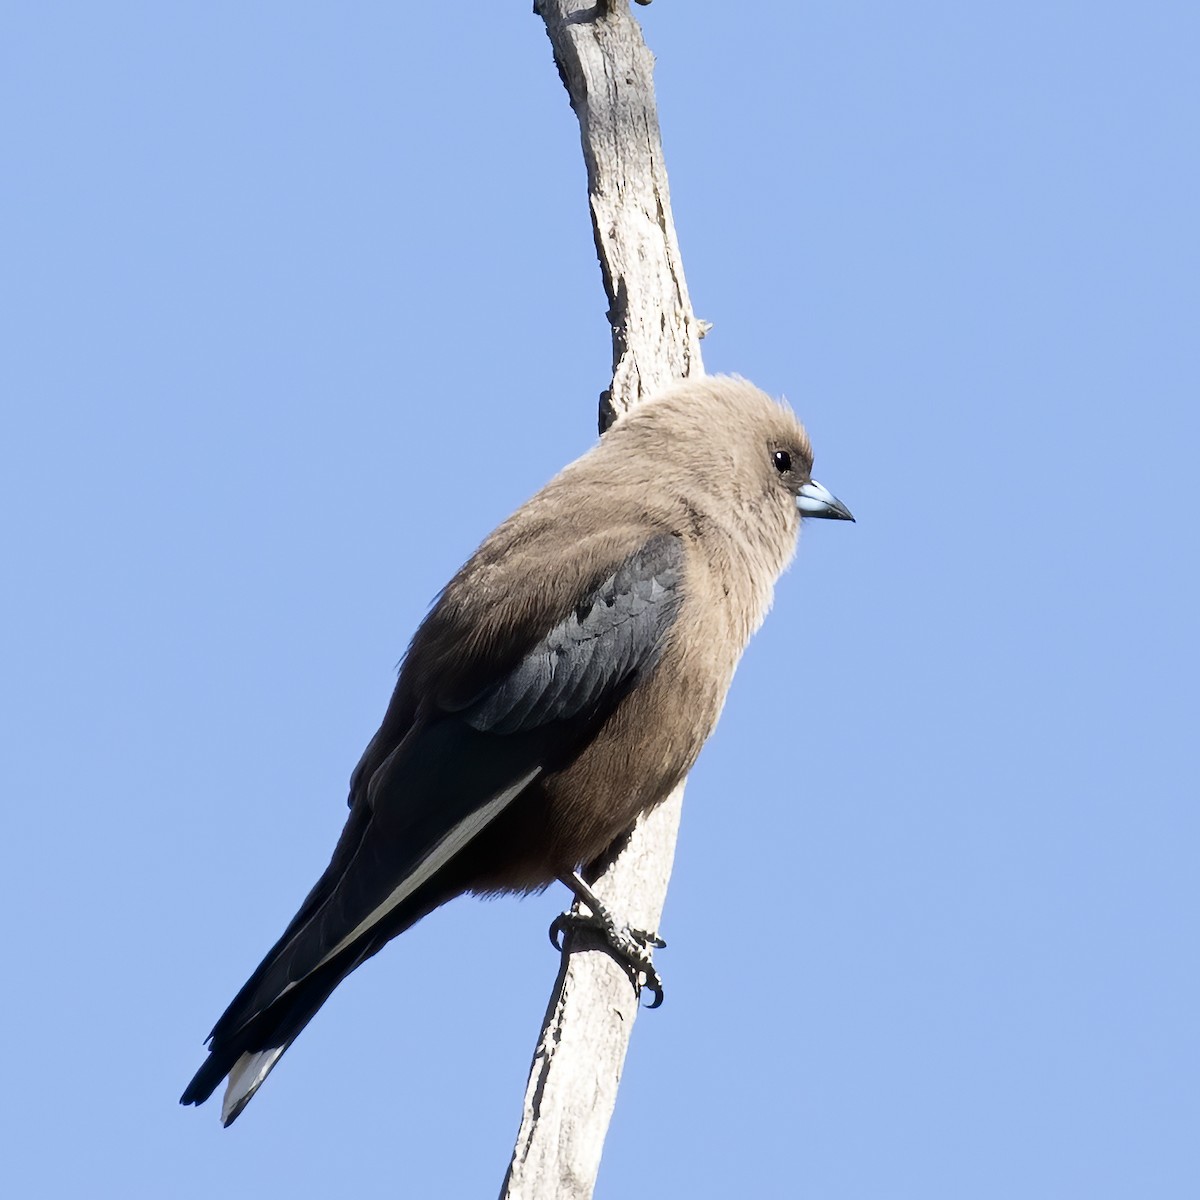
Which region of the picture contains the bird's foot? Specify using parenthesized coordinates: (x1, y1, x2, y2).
(549, 876, 667, 1008)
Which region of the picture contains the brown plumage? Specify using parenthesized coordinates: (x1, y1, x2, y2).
(181, 375, 853, 1124)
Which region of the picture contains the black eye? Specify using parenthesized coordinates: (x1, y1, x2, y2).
(773, 449, 792, 473)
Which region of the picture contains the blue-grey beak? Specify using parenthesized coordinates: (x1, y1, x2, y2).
(796, 480, 855, 522)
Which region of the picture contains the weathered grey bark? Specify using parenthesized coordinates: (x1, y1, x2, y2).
(501, 3, 705, 1197)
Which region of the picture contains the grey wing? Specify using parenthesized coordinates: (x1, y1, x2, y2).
(447, 531, 685, 736)
(197, 533, 685, 1045)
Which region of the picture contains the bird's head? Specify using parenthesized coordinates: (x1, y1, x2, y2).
(610, 375, 853, 538)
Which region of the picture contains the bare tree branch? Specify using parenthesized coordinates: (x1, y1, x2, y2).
(501, 3, 705, 1196)
(544, 0, 705, 431)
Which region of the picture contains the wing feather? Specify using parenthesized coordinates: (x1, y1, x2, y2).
(193, 532, 686, 1063)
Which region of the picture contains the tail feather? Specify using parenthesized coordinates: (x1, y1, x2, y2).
(181, 876, 452, 1123)
(221, 1046, 290, 1126)
(180, 950, 354, 1120)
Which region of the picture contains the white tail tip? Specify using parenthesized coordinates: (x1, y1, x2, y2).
(221, 1047, 286, 1125)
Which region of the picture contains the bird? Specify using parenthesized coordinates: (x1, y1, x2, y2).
(181, 375, 853, 1125)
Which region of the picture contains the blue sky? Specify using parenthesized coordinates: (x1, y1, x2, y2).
(3, 3, 1197, 1196)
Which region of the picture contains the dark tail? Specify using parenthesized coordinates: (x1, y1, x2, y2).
(181, 883, 444, 1125)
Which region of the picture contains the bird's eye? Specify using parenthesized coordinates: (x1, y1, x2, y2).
(772, 449, 792, 473)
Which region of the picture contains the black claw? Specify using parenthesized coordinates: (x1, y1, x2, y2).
(643, 976, 664, 1010)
